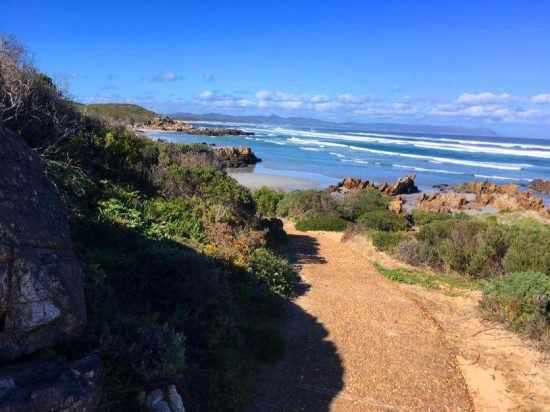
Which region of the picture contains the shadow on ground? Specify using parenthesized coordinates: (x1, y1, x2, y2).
(246, 231, 344, 411)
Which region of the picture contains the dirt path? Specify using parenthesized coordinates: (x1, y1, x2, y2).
(247, 224, 473, 411)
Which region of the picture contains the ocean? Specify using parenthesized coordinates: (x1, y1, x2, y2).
(140, 122, 550, 193)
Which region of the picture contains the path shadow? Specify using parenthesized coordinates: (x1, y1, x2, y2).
(246, 231, 344, 411)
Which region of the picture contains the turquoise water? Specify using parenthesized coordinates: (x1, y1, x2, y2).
(140, 122, 550, 193)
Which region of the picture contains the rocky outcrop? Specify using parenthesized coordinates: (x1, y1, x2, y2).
(327, 174, 419, 196)
(0, 354, 101, 411)
(136, 116, 254, 136)
(0, 125, 86, 362)
(213, 146, 261, 168)
(388, 196, 405, 214)
(425, 181, 550, 218)
(529, 179, 550, 194)
(326, 177, 374, 194)
(379, 174, 419, 196)
(416, 193, 469, 213)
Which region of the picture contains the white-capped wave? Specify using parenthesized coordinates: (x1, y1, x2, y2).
(300, 147, 321, 152)
(277, 128, 550, 158)
(392, 164, 465, 175)
(474, 174, 533, 182)
(347, 145, 527, 170)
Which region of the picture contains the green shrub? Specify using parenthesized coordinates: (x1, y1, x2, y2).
(371, 230, 406, 252)
(503, 220, 550, 274)
(410, 209, 466, 226)
(277, 190, 337, 220)
(337, 188, 390, 220)
(253, 187, 284, 217)
(246, 247, 295, 298)
(143, 197, 205, 242)
(357, 210, 409, 232)
(481, 272, 549, 344)
(415, 217, 508, 278)
(295, 214, 349, 232)
(161, 165, 256, 218)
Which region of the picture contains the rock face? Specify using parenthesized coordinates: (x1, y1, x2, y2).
(416, 193, 469, 213)
(0, 125, 86, 362)
(212, 146, 261, 168)
(529, 179, 550, 194)
(0, 354, 101, 411)
(136, 116, 254, 136)
(327, 174, 419, 197)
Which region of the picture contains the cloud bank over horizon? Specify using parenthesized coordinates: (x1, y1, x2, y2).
(83, 88, 550, 131)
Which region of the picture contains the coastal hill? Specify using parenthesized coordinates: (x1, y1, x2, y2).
(170, 112, 499, 137)
(77, 103, 158, 124)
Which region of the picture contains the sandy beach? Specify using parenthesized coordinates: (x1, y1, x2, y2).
(228, 171, 322, 190)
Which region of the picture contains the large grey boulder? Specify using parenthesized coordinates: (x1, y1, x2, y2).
(0, 124, 86, 362)
(0, 353, 101, 411)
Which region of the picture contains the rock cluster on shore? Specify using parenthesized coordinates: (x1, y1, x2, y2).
(419, 181, 550, 218)
(529, 179, 550, 194)
(327, 174, 419, 196)
(213, 146, 261, 168)
(136, 115, 254, 136)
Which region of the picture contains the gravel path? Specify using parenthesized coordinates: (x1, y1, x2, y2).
(247, 224, 473, 411)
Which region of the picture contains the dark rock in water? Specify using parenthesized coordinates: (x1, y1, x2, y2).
(0, 125, 86, 362)
(0, 354, 101, 411)
(529, 179, 550, 194)
(213, 146, 261, 168)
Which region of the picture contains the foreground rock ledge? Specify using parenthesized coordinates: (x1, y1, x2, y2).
(0, 354, 101, 411)
(0, 125, 86, 362)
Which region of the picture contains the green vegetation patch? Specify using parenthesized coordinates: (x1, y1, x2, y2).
(295, 214, 349, 232)
(83, 103, 158, 124)
(357, 210, 409, 232)
(481, 272, 550, 347)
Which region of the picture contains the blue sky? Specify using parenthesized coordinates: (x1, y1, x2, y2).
(1, 0, 550, 137)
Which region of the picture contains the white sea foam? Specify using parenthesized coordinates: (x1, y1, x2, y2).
(392, 164, 465, 175)
(474, 174, 533, 182)
(277, 128, 550, 158)
(300, 147, 321, 151)
(329, 152, 346, 158)
(346, 145, 527, 170)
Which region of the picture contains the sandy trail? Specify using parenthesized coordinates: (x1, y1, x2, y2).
(247, 224, 473, 411)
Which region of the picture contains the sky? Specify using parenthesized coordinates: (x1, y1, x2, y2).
(1, 0, 550, 137)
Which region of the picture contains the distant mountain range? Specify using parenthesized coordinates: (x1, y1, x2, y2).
(169, 112, 499, 137)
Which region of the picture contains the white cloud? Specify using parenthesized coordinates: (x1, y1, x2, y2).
(457, 92, 513, 105)
(532, 93, 550, 104)
(151, 70, 183, 82)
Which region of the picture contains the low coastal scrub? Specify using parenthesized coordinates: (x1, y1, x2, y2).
(295, 215, 350, 232)
(357, 210, 409, 232)
(408, 216, 549, 279)
(481, 272, 549, 348)
(370, 230, 406, 253)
